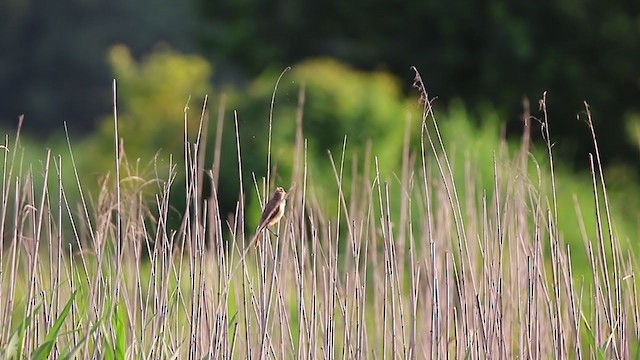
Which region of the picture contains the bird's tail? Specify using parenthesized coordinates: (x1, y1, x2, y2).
(251, 227, 264, 247)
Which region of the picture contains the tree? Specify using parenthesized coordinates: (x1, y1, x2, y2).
(0, 0, 196, 135)
(195, 0, 640, 167)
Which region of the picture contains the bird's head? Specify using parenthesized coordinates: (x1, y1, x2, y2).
(274, 186, 286, 200)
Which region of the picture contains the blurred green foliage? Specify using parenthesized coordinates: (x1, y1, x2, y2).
(195, 0, 640, 170)
(1, 3, 639, 337)
(2, 0, 639, 174)
(232, 59, 414, 191)
(76, 45, 212, 230)
(83, 45, 212, 174)
(436, 103, 639, 271)
(75, 47, 639, 265)
(1, 41, 637, 282)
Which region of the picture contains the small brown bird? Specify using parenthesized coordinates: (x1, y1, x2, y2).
(253, 186, 287, 246)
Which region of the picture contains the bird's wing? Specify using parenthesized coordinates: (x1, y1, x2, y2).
(256, 197, 279, 232)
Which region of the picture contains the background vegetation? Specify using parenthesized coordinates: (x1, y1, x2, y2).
(1, 0, 640, 357)
(2, 0, 639, 166)
(2, 0, 639, 220)
(0, 75, 638, 357)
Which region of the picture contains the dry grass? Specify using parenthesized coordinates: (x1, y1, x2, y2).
(0, 71, 637, 359)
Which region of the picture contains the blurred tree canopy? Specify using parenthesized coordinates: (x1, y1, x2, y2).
(81, 45, 211, 197)
(224, 58, 415, 217)
(0, 0, 196, 134)
(195, 0, 640, 168)
(233, 59, 411, 177)
(79, 45, 212, 229)
(82, 50, 414, 226)
(1, 0, 639, 172)
(88, 45, 212, 162)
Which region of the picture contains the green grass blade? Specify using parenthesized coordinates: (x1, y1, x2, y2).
(114, 306, 126, 359)
(31, 291, 77, 360)
(0, 305, 39, 360)
(60, 311, 107, 360)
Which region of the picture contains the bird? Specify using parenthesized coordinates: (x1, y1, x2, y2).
(225, 185, 294, 282)
(252, 186, 287, 246)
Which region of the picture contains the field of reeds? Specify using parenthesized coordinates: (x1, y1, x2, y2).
(0, 71, 637, 359)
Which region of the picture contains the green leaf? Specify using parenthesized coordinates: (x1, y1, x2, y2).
(32, 291, 77, 360)
(114, 305, 126, 359)
(61, 313, 105, 360)
(0, 304, 40, 360)
(102, 302, 128, 360)
(580, 309, 606, 360)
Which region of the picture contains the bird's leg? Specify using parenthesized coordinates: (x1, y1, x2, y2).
(268, 229, 279, 238)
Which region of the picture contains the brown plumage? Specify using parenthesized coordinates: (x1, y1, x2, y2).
(253, 187, 286, 246)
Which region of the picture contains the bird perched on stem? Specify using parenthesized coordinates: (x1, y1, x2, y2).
(252, 186, 287, 246)
(226, 184, 294, 281)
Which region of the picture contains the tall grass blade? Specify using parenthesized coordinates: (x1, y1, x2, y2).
(32, 291, 77, 360)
